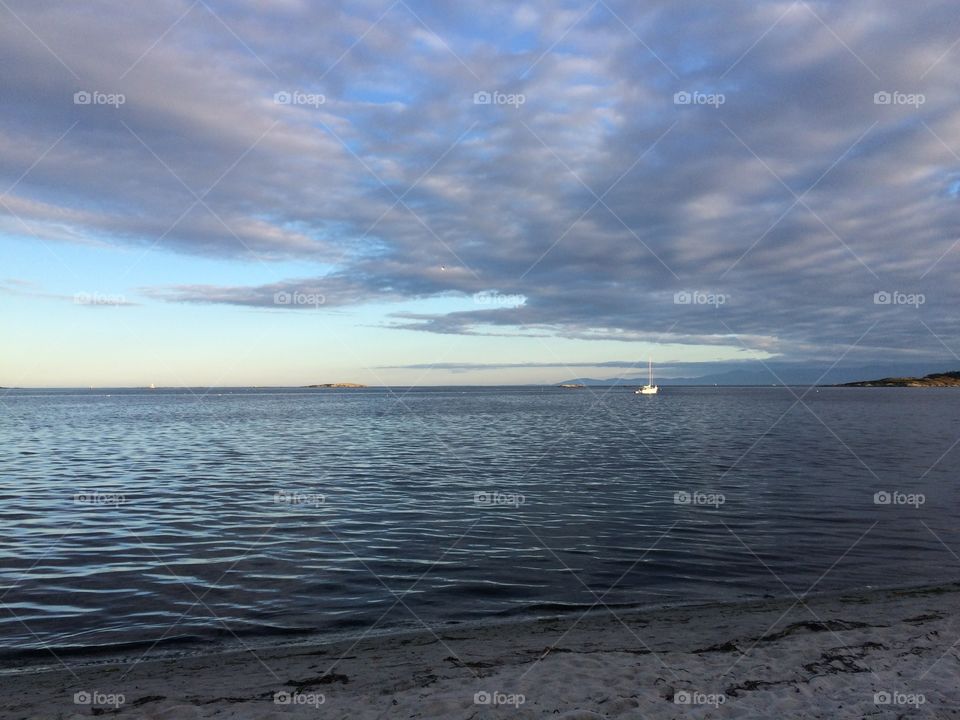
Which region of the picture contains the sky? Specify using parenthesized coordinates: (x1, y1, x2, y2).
(1, 0, 959, 387)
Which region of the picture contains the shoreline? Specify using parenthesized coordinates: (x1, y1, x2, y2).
(0, 578, 936, 676)
(3, 582, 959, 718)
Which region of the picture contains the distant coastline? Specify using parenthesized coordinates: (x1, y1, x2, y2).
(836, 371, 960, 387)
(303, 383, 368, 388)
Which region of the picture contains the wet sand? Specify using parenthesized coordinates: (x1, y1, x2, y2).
(2, 582, 958, 719)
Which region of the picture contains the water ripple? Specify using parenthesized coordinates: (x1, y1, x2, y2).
(1, 386, 958, 664)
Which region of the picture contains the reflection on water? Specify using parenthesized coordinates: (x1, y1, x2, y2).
(1, 386, 958, 664)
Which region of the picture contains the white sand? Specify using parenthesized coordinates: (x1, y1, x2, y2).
(2, 583, 958, 719)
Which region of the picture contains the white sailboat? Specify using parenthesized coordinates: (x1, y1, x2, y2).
(635, 359, 659, 395)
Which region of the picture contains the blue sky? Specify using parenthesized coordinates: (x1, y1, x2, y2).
(2, 0, 959, 386)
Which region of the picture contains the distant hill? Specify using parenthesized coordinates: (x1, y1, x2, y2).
(837, 371, 960, 387)
(303, 383, 368, 388)
(560, 363, 959, 387)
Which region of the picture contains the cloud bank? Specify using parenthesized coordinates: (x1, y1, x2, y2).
(3, 0, 960, 364)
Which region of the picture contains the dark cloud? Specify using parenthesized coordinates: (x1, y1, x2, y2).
(2, 0, 959, 363)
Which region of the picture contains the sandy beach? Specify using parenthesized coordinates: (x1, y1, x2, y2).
(2, 582, 958, 719)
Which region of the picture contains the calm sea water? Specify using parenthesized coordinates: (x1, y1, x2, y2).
(1, 386, 958, 667)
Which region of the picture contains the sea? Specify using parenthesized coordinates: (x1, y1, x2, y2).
(1, 386, 957, 669)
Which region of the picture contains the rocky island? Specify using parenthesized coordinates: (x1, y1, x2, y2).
(303, 383, 368, 388)
(837, 371, 960, 387)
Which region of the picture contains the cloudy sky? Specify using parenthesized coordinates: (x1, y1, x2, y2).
(1, 0, 959, 386)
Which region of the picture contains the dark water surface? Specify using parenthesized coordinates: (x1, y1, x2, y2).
(1, 386, 958, 667)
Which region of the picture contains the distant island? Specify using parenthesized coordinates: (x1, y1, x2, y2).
(837, 371, 960, 387)
(303, 383, 368, 388)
